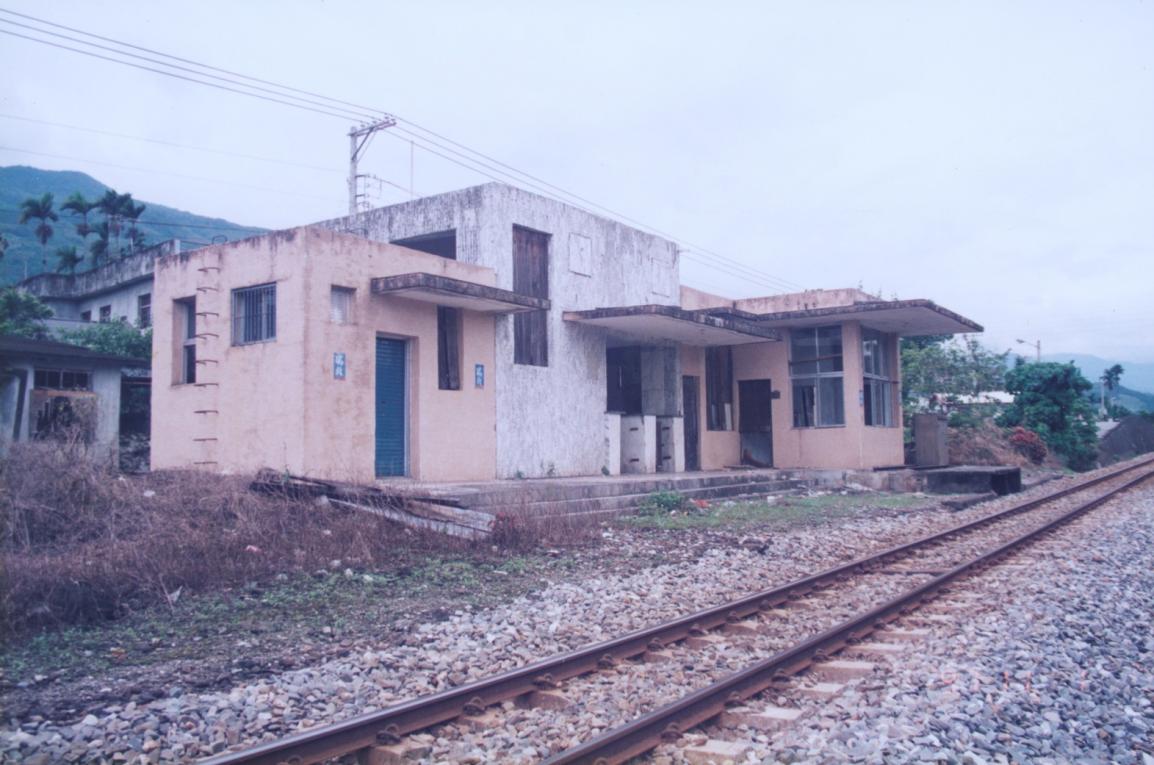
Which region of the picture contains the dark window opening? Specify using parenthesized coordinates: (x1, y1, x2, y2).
(705, 346, 734, 430)
(80, 310, 91, 322)
(437, 306, 462, 390)
(392, 230, 457, 260)
(513, 226, 550, 367)
(232, 283, 277, 345)
(137, 293, 152, 328)
(33, 394, 95, 442)
(606, 346, 643, 414)
(99, 305, 112, 322)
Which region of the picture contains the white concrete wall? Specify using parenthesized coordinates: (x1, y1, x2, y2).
(319, 183, 681, 478)
(0, 359, 124, 462)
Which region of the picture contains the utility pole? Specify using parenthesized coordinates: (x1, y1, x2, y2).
(348, 117, 397, 216)
(1015, 338, 1041, 363)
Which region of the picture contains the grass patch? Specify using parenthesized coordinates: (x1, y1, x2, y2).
(618, 492, 930, 531)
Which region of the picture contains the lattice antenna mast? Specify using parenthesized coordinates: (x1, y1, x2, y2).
(348, 117, 397, 215)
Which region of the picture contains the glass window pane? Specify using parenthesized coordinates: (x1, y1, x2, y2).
(818, 377, 845, 426)
(792, 379, 816, 427)
(790, 328, 819, 362)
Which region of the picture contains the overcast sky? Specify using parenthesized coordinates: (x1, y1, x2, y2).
(2, 1, 1151, 362)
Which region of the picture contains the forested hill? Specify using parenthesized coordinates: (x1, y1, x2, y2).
(0, 165, 266, 284)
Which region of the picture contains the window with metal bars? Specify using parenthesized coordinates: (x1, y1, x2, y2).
(231, 283, 277, 345)
(33, 368, 92, 391)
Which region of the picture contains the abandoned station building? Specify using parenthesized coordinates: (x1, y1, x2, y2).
(150, 183, 980, 483)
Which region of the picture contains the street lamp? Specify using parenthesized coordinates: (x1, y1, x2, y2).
(1015, 338, 1041, 362)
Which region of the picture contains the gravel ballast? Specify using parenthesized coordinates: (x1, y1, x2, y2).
(701, 481, 1154, 765)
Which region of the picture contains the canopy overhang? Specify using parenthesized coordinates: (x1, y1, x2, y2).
(370, 273, 549, 314)
(704, 299, 982, 336)
(564, 305, 780, 346)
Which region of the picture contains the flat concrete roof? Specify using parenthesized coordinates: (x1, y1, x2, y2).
(709, 299, 983, 336)
(564, 305, 781, 346)
(370, 273, 550, 314)
(0, 335, 149, 366)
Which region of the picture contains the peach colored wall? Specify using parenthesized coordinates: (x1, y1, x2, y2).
(679, 345, 739, 469)
(730, 322, 904, 470)
(735, 288, 878, 314)
(152, 227, 497, 483)
(679, 286, 734, 311)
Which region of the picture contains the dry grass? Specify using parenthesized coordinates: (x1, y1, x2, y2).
(0, 441, 599, 636)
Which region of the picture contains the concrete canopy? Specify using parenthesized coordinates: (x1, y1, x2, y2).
(563, 305, 780, 346)
(370, 273, 550, 314)
(711, 299, 983, 336)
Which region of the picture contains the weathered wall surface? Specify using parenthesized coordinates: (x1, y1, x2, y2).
(0, 359, 124, 461)
(152, 227, 497, 482)
(22, 242, 176, 323)
(319, 183, 681, 478)
(736, 288, 878, 314)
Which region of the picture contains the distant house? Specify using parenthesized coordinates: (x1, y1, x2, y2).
(145, 183, 982, 483)
(0, 335, 149, 467)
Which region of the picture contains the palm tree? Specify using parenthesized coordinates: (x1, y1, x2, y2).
(120, 195, 147, 255)
(55, 245, 83, 274)
(89, 220, 111, 267)
(1100, 364, 1124, 416)
(97, 189, 125, 258)
(18, 193, 58, 279)
(62, 192, 97, 239)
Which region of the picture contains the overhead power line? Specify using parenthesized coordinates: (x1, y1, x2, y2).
(0, 145, 336, 202)
(0, 113, 342, 174)
(0, 6, 804, 293)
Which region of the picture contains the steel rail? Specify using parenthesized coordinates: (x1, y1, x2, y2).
(199, 457, 1154, 765)
(542, 466, 1154, 765)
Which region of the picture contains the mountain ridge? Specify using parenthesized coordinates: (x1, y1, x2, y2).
(1, 165, 265, 285)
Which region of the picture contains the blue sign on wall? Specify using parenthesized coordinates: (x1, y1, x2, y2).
(334, 352, 347, 380)
(474, 363, 485, 388)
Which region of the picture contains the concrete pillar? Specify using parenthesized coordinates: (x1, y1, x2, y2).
(603, 412, 621, 476)
(620, 414, 656, 473)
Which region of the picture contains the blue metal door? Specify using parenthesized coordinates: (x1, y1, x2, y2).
(375, 337, 407, 476)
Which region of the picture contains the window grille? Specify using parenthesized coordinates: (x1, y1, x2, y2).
(232, 283, 277, 345)
(33, 368, 92, 391)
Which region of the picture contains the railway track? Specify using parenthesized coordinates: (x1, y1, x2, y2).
(201, 456, 1154, 765)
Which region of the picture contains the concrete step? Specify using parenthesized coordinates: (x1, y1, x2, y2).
(479, 479, 810, 518)
(441, 472, 809, 509)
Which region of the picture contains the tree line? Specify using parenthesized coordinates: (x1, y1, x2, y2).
(9, 189, 148, 279)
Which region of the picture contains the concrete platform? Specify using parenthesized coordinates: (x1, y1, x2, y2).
(372, 462, 1022, 519)
(921, 465, 1022, 496)
(379, 469, 812, 517)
